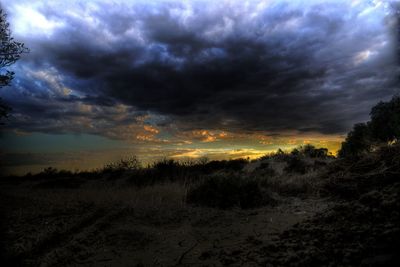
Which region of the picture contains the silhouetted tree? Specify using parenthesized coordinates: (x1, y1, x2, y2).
(290, 148, 300, 156)
(338, 123, 372, 158)
(300, 144, 328, 158)
(289, 145, 329, 158)
(0, 9, 28, 121)
(369, 96, 400, 143)
(339, 96, 400, 158)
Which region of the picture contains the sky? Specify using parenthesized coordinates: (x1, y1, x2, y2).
(0, 0, 399, 175)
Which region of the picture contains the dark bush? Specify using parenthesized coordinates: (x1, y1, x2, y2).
(376, 143, 400, 168)
(272, 148, 290, 161)
(338, 123, 372, 158)
(300, 144, 329, 158)
(34, 177, 85, 189)
(186, 176, 273, 209)
(103, 156, 141, 172)
(284, 157, 310, 174)
(124, 157, 250, 186)
(151, 158, 181, 180)
(202, 159, 248, 173)
(339, 96, 400, 158)
(224, 158, 248, 171)
(42, 167, 58, 176)
(256, 162, 276, 176)
(322, 142, 400, 199)
(313, 160, 327, 170)
(369, 95, 400, 143)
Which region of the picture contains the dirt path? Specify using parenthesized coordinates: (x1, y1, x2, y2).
(35, 198, 331, 266)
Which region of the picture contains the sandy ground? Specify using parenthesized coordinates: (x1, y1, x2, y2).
(1, 183, 332, 267)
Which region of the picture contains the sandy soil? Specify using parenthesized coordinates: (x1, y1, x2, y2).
(1, 183, 332, 267)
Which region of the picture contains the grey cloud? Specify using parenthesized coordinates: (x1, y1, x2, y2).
(2, 0, 399, 137)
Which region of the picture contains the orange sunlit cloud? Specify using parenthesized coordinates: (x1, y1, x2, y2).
(143, 125, 159, 134)
(188, 130, 228, 142)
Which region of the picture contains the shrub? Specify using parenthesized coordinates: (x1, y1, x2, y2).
(152, 158, 181, 178)
(322, 142, 400, 199)
(42, 167, 58, 176)
(339, 96, 400, 158)
(338, 123, 372, 158)
(284, 157, 310, 174)
(186, 175, 273, 209)
(202, 159, 248, 173)
(313, 160, 327, 170)
(256, 162, 276, 177)
(301, 145, 328, 158)
(103, 156, 141, 172)
(369, 95, 400, 143)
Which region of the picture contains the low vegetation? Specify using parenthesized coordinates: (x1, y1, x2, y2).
(255, 142, 400, 266)
(186, 175, 274, 209)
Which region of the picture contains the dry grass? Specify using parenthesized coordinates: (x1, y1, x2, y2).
(2, 183, 189, 262)
(258, 170, 323, 197)
(244, 155, 331, 198)
(10, 182, 187, 213)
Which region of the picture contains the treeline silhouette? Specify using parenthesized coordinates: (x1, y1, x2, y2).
(11, 157, 249, 187)
(339, 95, 400, 158)
(10, 144, 331, 185)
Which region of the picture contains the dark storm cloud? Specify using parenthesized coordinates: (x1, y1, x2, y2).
(2, 0, 399, 137)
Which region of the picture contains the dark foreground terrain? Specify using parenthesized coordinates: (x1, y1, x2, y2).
(1, 144, 399, 266)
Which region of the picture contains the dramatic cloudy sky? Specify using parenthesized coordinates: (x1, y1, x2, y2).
(0, 0, 399, 174)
